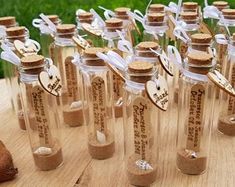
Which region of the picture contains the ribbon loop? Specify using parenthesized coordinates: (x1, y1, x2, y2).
(215, 34, 228, 45)
(99, 6, 115, 20)
(173, 26, 191, 44)
(1, 42, 21, 66)
(90, 8, 105, 28)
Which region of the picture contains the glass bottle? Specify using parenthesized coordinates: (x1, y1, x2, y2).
(104, 18, 125, 118)
(2, 26, 31, 130)
(176, 51, 215, 175)
(19, 54, 63, 171)
(80, 47, 115, 159)
(76, 11, 104, 47)
(114, 7, 140, 46)
(0, 16, 17, 111)
(33, 15, 61, 58)
(123, 61, 159, 186)
(204, 1, 229, 34)
(53, 24, 83, 127)
(143, 12, 169, 52)
(217, 34, 235, 136)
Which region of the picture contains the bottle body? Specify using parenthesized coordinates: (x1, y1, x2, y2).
(123, 81, 159, 186)
(176, 72, 215, 174)
(40, 33, 54, 58)
(54, 39, 82, 127)
(81, 64, 115, 159)
(217, 46, 235, 136)
(20, 72, 63, 171)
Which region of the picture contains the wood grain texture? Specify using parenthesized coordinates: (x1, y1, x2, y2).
(0, 79, 235, 187)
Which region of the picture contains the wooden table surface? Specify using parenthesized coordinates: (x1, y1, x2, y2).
(0, 78, 235, 187)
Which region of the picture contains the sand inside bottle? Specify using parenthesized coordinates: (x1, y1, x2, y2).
(218, 115, 235, 136)
(88, 132, 115, 160)
(33, 140, 63, 171)
(127, 154, 157, 186)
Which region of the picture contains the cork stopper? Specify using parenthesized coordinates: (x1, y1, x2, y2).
(213, 1, 229, 11)
(128, 61, 153, 73)
(77, 12, 93, 24)
(0, 16, 16, 27)
(115, 7, 130, 20)
(21, 54, 45, 74)
(136, 41, 159, 51)
(187, 51, 213, 65)
(222, 9, 235, 19)
(105, 18, 123, 32)
(147, 13, 165, 23)
(56, 24, 76, 38)
(83, 47, 106, 66)
(191, 33, 212, 44)
(47, 15, 59, 24)
(6, 26, 25, 37)
(149, 4, 165, 13)
(183, 2, 198, 10)
(180, 12, 198, 24)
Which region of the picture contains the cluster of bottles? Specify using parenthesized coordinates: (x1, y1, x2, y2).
(0, 0, 235, 186)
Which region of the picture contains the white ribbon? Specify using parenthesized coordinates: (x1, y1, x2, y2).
(1, 42, 20, 66)
(25, 39, 41, 52)
(167, 45, 208, 81)
(203, 6, 220, 19)
(215, 34, 228, 45)
(175, 0, 183, 21)
(0, 25, 6, 40)
(76, 9, 86, 16)
(173, 26, 191, 44)
(32, 13, 57, 34)
(98, 6, 115, 20)
(90, 8, 106, 28)
(145, 0, 153, 14)
(165, 2, 178, 14)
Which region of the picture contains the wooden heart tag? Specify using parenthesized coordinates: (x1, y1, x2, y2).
(81, 23, 103, 37)
(14, 40, 37, 57)
(207, 70, 235, 97)
(158, 50, 174, 76)
(39, 65, 62, 97)
(72, 36, 90, 50)
(145, 75, 169, 111)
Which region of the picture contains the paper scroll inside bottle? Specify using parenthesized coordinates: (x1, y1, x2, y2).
(133, 96, 151, 161)
(65, 56, 79, 101)
(227, 64, 235, 114)
(32, 85, 53, 147)
(186, 84, 205, 152)
(91, 76, 107, 143)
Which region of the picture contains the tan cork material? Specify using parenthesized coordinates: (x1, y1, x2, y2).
(105, 18, 123, 27)
(180, 12, 198, 23)
(6, 26, 25, 37)
(47, 15, 59, 24)
(187, 51, 213, 65)
(149, 4, 165, 12)
(222, 9, 235, 19)
(136, 41, 159, 51)
(213, 1, 229, 11)
(83, 47, 106, 66)
(147, 13, 165, 23)
(191, 33, 212, 44)
(183, 2, 198, 10)
(56, 24, 76, 33)
(128, 61, 153, 73)
(0, 16, 16, 27)
(114, 7, 131, 16)
(21, 54, 44, 68)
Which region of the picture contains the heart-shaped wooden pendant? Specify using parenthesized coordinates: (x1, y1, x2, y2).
(14, 40, 37, 57)
(39, 65, 62, 97)
(158, 51, 174, 76)
(207, 70, 235, 97)
(145, 75, 169, 111)
(81, 23, 103, 37)
(72, 36, 90, 50)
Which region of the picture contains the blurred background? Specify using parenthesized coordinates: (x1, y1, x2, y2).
(0, 0, 234, 77)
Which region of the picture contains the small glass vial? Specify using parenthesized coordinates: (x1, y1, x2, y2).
(204, 1, 229, 34)
(0, 16, 17, 111)
(143, 12, 169, 51)
(80, 47, 115, 159)
(114, 7, 140, 46)
(33, 15, 61, 58)
(53, 24, 83, 127)
(176, 12, 200, 59)
(76, 12, 104, 47)
(3, 26, 30, 130)
(217, 34, 235, 136)
(176, 51, 215, 175)
(104, 18, 125, 118)
(19, 54, 63, 171)
(123, 61, 159, 186)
